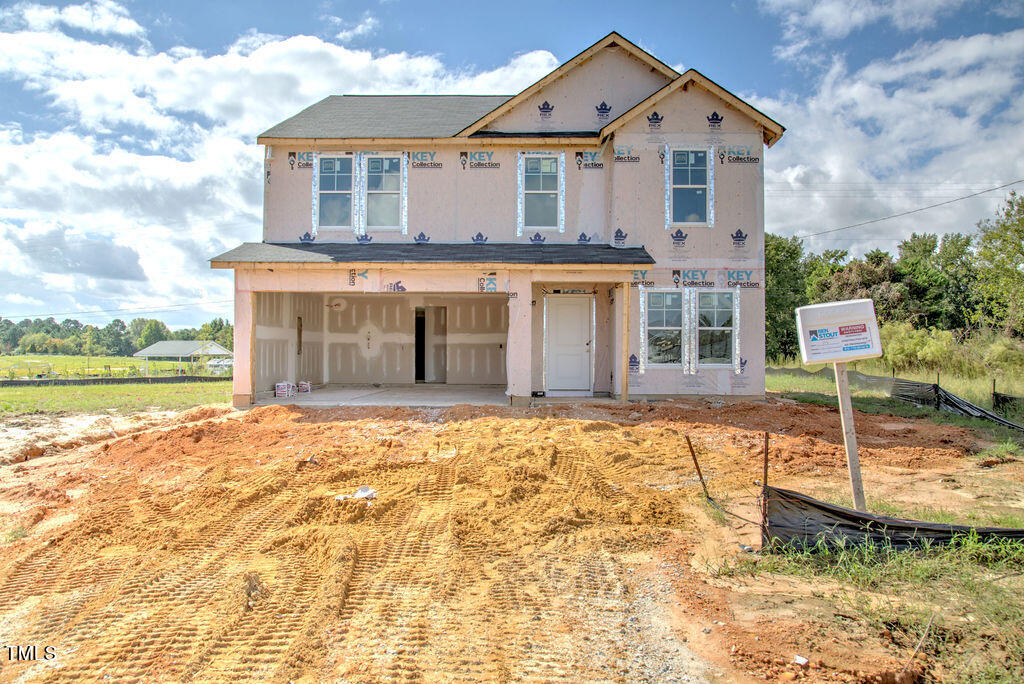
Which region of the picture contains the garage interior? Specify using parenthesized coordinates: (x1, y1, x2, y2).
(251, 292, 509, 396)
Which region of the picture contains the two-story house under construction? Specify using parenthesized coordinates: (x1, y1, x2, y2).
(211, 32, 785, 407)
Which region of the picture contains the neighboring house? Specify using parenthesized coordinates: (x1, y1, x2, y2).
(211, 31, 784, 407)
(133, 340, 233, 375)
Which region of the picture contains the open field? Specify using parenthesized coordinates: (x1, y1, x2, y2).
(767, 366, 1024, 431)
(1, 397, 1021, 681)
(769, 361, 1024, 417)
(0, 381, 232, 417)
(0, 354, 227, 380)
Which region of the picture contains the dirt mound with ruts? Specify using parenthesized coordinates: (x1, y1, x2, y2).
(0, 399, 984, 681)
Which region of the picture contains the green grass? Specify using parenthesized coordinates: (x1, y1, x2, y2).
(720, 534, 1024, 682)
(767, 369, 1024, 446)
(0, 354, 227, 379)
(821, 495, 1024, 529)
(766, 367, 891, 397)
(0, 381, 233, 416)
(770, 358, 1024, 419)
(975, 440, 1022, 464)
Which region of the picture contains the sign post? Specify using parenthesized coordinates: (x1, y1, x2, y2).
(796, 299, 883, 512)
(832, 361, 865, 511)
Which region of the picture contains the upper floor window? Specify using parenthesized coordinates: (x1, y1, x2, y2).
(524, 156, 558, 228)
(670, 150, 708, 225)
(312, 152, 408, 235)
(517, 151, 565, 234)
(318, 157, 352, 228)
(366, 156, 402, 228)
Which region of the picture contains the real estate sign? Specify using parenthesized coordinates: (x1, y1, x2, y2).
(796, 299, 882, 365)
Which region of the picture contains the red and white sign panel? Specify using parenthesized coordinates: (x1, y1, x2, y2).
(796, 299, 883, 365)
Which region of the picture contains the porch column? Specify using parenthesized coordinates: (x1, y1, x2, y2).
(232, 271, 254, 407)
(506, 270, 532, 407)
(617, 282, 630, 402)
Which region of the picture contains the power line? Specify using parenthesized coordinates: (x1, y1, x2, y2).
(2, 299, 233, 321)
(797, 179, 1024, 238)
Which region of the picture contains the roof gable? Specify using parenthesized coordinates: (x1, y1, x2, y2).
(600, 69, 786, 147)
(456, 31, 678, 137)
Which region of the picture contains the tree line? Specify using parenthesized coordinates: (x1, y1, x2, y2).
(0, 316, 233, 356)
(768, 191, 1024, 361)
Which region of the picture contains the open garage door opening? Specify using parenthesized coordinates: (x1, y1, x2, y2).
(251, 292, 506, 395)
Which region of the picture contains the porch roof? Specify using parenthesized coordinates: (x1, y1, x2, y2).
(211, 242, 655, 266)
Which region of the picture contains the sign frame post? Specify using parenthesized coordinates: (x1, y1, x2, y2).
(833, 361, 866, 511)
(796, 299, 882, 513)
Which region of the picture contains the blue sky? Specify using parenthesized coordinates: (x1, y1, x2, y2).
(1, 0, 1023, 327)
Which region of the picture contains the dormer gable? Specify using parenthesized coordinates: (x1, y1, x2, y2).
(601, 69, 786, 147)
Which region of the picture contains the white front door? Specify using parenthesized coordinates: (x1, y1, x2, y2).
(546, 295, 592, 391)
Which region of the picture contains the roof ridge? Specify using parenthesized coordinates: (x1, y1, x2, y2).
(333, 94, 513, 98)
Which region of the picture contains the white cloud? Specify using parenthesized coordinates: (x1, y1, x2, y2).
(4, 293, 44, 306)
(330, 11, 380, 43)
(752, 29, 1024, 255)
(759, 0, 971, 60)
(1, 0, 144, 37)
(0, 3, 558, 324)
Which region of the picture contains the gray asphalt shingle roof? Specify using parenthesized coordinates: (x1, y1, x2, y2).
(258, 95, 513, 140)
(210, 242, 655, 265)
(133, 340, 233, 358)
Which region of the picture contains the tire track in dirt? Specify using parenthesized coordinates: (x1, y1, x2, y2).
(0, 407, 736, 682)
(0, 465, 343, 681)
(327, 454, 460, 680)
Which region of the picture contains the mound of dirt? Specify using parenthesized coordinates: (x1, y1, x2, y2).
(0, 400, 981, 681)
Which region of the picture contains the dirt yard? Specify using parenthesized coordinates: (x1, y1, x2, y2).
(0, 398, 1019, 682)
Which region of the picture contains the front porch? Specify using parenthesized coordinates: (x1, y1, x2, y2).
(254, 383, 621, 408)
(212, 244, 654, 408)
(256, 383, 508, 407)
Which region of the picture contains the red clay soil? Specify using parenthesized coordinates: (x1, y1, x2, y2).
(0, 398, 987, 681)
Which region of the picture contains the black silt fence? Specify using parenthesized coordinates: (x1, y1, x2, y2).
(994, 391, 1024, 414)
(762, 485, 1024, 550)
(0, 375, 231, 388)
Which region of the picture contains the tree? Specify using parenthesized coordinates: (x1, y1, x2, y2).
(137, 320, 171, 350)
(0, 318, 21, 352)
(975, 191, 1024, 335)
(765, 233, 807, 360)
(100, 319, 132, 356)
(128, 318, 152, 346)
(935, 233, 977, 331)
(803, 249, 848, 303)
(79, 326, 110, 355)
(895, 233, 946, 327)
(59, 318, 83, 338)
(815, 252, 911, 322)
(16, 332, 51, 353)
(196, 318, 227, 342)
(214, 325, 233, 351)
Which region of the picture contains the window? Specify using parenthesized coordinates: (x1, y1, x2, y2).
(645, 290, 736, 367)
(366, 156, 402, 228)
(318, 157, 352, 227)
(524, 156, 558, 228)
(671, 150, 708, 224)
(646, 291, 683, 364)
(698, 292, 733, 364)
